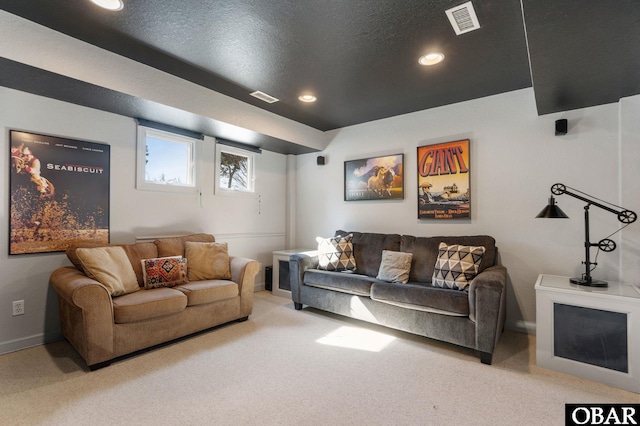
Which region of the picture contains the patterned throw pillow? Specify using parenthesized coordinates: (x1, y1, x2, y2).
(432, 242, 485, 291)
(316, 234, 357, 271)
(141, 256, 188, 289)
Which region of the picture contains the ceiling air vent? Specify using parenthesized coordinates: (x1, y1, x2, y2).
(445, 1, 481, 35)
(250, 91, 279, 104)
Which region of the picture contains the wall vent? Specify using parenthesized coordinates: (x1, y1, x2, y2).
(250, 91, 279, 103)
(445, 1, 481, 35)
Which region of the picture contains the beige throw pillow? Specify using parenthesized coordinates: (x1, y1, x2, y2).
(376, 250, 413, 283)
(76, 246, 140, 296)
(185, 241, 232, 281)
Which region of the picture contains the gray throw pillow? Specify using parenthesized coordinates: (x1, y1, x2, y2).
(376, 250, 413, 283)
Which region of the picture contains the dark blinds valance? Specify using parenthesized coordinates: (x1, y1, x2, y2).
(136, 118, 204, 140)
(216, 138, 262, 154)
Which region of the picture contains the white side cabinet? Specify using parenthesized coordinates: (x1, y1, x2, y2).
(271, 249, 316, 298)
(535, 274, 640, 393)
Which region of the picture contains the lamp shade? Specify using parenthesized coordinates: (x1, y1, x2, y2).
(536, 196, 569, 218)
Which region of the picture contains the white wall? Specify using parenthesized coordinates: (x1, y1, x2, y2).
(294, 88, 636, 333)
(3, 85, 638, 354)
(0, 87, 287, 354)
(620, 95, 640, 282)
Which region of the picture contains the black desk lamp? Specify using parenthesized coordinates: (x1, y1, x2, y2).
(536, 183, 637, 287)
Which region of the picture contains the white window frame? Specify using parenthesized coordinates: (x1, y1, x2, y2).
(215, 143, 256, 195)
(136, 126, 198, 193)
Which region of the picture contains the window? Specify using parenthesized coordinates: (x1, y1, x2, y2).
(216, 143, 255, 193)
(136, 126, 197, 192)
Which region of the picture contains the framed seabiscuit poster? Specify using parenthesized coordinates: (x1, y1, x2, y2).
(417, 139, 470, 220)
(9, 130, 110, 254)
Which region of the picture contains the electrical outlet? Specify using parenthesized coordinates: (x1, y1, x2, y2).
(12, 300, 24, 316)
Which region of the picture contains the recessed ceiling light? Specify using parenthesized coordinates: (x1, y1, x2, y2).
(418, 52, 445, 66)
(90, 0, 124, 11)
(298, 94, 317, 103)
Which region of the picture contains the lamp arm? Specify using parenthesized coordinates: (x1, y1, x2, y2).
(551, 183, 637, 224)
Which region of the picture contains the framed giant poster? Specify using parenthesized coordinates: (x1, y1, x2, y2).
(417, 139, 470, 220)
(9, 130, 110, 254)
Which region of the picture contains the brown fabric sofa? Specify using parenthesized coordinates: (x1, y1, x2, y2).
(289, 231, 507, 364)
(49, 233, 260, 369)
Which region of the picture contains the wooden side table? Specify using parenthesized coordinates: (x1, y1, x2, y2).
(535, 274, 640, 393)
(271, 249, 316, 298)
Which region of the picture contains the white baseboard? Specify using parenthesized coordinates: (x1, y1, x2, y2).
(507, 320, 536, 335)
(254, 282, 265, 292)
(0, 331, 62, 355)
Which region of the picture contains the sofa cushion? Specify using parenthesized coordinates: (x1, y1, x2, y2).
(304, 270, 376, 296)
(66, 241, 112, 270)
(432, 243, 486, 291)
(67, 241, 159, 286)
(316, 234, 357, 271)
(371, 281, 469, 316)
(155, 233, 216, 258)
(336, 230, 401, 277)
(122, 243, 160, 286)
(176, 280, 239, 306)
(185, 241, 232, 281)
(376, 250, 412, 283)
(141, 256, 188, 289)
(400, 235, 496, 283)
(112, 287, 187, 323)
(76, 246, 140, 297)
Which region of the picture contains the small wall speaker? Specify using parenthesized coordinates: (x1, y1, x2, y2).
(317, 156, 326, 165)
(555, 119, 568, 136)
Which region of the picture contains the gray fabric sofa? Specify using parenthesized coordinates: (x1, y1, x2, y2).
(289, 231, 507, 364)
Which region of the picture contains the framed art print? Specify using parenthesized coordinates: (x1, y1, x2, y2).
(417, 139, 470, 219)
(9, 130, 110, 254)
(344, 154, 404, 201)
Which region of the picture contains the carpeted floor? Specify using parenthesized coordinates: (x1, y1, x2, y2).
(1, 291, 638, 425)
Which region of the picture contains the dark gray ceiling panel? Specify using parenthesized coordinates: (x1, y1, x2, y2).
(523, 0, 640, 115)
(1, 0, 638, 134)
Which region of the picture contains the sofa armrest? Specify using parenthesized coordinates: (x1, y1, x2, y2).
(289, 253, 320, 304)
(468, 265, 507, 354)
(50, 267, 111, 305)
(229, 256, 260, 316)
(49, 267, 115, 365)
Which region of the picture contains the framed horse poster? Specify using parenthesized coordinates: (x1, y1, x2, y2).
(344, 154, 404, 201)
(417, 139, 470, 220)
(9, 130, 110, 255)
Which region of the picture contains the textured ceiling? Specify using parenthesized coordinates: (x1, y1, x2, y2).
(1, 0, 639, 151)
(523, 0, 640, 115)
